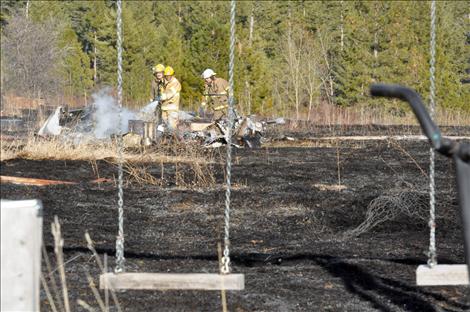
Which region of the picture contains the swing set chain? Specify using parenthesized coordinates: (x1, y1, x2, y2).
(221, 0, 237, 275)
(115, 0, 125, 273)
(427, 0, 437, 268)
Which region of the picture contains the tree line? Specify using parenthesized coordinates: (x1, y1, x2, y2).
(1, 1, 469, 117)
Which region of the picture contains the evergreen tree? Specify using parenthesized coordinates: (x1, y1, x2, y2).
(58, 26, 93, 97)
(1, 1, 468, 113)
(433, 1, 470, 111)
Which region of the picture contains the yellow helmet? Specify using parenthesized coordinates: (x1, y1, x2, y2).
(164, 66, 174, 76)
(152, 64, 165, 73)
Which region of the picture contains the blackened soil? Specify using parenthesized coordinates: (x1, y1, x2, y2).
(1, 139, 469, 311)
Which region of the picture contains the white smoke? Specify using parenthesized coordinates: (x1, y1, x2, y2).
(140, 100, 159, 115)
(90, 88, 137, 139)
(54, 88, 195, 141)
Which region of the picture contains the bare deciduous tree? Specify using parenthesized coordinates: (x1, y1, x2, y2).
(279, 25, 335, 121)
(302, 32, 321, 121)
(282, 23, 304, 121)
(1, 14, 64, 98)
(316, 29, 335, 105)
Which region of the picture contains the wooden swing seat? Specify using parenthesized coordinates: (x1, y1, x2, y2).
(416, 264, 469, 286)
(100, 272, 244, 290)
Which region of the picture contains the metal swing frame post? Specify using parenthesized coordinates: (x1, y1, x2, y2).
(455, 156, 470, 268)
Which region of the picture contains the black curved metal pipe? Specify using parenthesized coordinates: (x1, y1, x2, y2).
(370, 83, 470, 278)
(370, 84, 444, 150)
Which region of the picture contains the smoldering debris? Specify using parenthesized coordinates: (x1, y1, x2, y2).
(37, 107, 62, 136)
(39, 88, 143, 140)
(37, 88, 283, 148)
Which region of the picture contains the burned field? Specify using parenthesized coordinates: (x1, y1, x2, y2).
(1, 131, 470, 311)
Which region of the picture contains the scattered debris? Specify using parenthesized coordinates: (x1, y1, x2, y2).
(38, 106, 62, 136)
(0, 117, 24, 132)
(37, 89, 285, 148)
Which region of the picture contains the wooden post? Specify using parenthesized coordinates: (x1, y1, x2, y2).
(1, 199, 43, 311)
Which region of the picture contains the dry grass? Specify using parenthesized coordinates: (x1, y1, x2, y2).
(122, 139, 217, 188)
(0, 136, 217, 164)
(42, 216, 71, 312)
(1, 137, 116, 161)
(84, 232, 122, 312)
(264, 139, 367, 149)
(387, 139, 428, 178)
(0, 143, 19, 161)
(1, 135, 219, 188)
(295, 101, 470, 126)
(123, 162, 162, 186)
(41, 217, 122, 312)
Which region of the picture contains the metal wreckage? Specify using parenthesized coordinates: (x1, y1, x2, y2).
(38, 99, 285, 148)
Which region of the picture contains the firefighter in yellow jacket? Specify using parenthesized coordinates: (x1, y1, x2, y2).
(150, 64, 165, 125)
(200, 68, 229, 120)
(160, 66, 181, 129)
(151, 63, 165, 101)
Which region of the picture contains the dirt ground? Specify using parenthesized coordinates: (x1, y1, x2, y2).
(1, 127, 470, 311)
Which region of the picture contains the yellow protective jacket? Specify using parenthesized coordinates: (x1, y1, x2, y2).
(202, 77, 229, 111)
(160, 77, 181, 111)
(151, 78, 165, 101)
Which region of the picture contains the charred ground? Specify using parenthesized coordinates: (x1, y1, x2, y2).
(1, 127, 469, 311)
